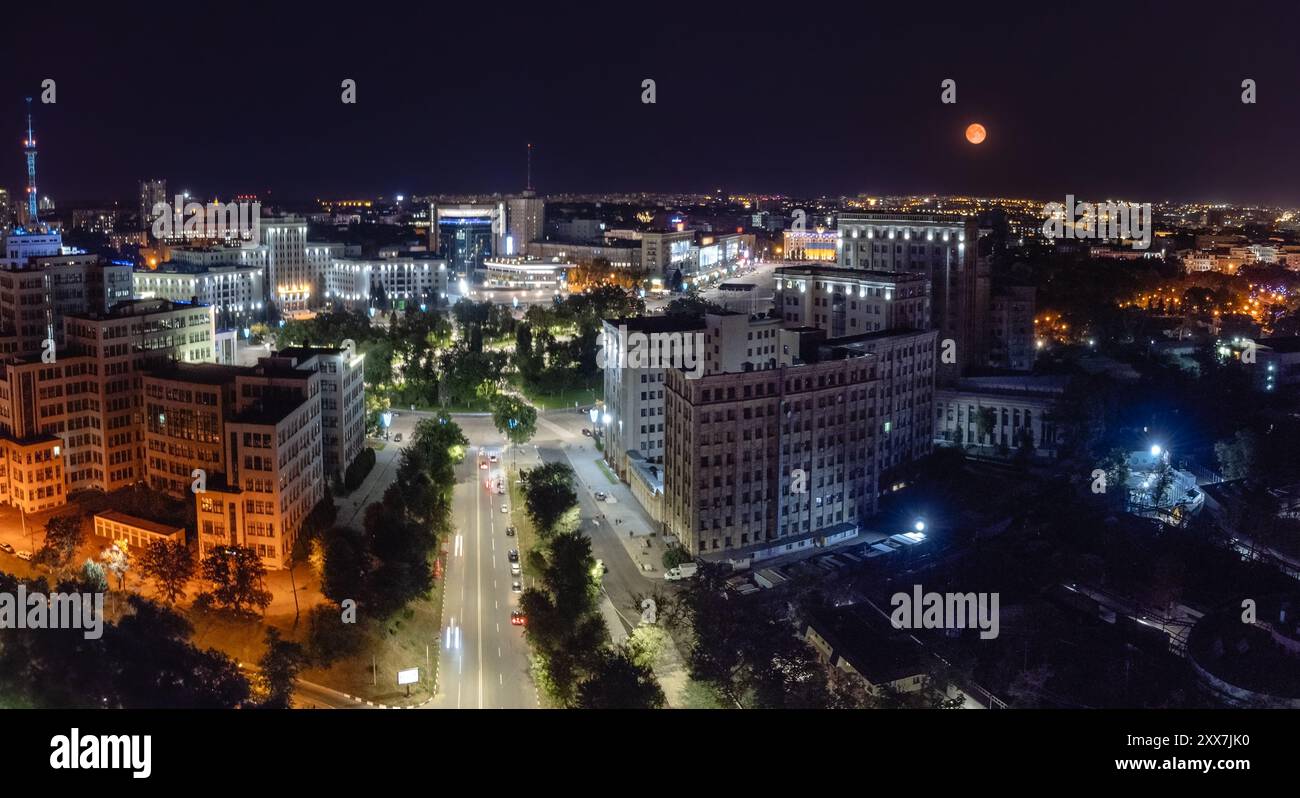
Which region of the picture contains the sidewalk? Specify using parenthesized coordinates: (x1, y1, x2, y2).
(561, 449, 693, 707)
(565, 452, 665, 576)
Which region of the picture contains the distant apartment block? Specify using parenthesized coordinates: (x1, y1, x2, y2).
(988, 286, 1036, 371)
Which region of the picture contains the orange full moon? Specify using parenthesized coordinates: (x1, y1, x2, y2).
(965, 123, 986, 144)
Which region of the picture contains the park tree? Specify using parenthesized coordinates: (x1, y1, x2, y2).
(491, 394, 538, 449)
(34, 513, 85, 575)
(321, 525, 369, 606)
(256, 627, 307, 709)
(1214, 429, 1258, 480)
(576, 647, 666, 709)
(139, 539, 196, 603)
(200, 546, 272, 615)
(100, 541, 130, 590)
(521, 461, 579, 536)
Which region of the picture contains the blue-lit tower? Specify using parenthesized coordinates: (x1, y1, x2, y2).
(23, 97, 37, 224)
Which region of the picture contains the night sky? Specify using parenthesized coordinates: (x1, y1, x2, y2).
(7, 3, 1300, 205)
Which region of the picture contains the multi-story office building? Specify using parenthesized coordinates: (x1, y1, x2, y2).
(134, 264, 265, 330)
(692, 232, 755, 280)
(634, 230, 696, 276)
(663, 326, 934, 563)
(601, 312, 784, 482)
(988, 286, 1036, 371)
(0, 299, 216, 506)
(775, 266, 930, 336)
(275, 346, 366, 483)
(934, 376, 1067, 459)
(505, 193, 545, 255)
(168, 243, 269, 273)
(139, 179, 167, 232)
(0, 251, 133, 356)
(431, 204, 500, 276)
(783, 229, 839, 261)
(143, 356, 335, 569)
(262, 216, 311, 313)
(836, 212, 988, 381)
(3, 228, 67, 265)
(527, 239, 643, 272)
(322, 256, 449, 310)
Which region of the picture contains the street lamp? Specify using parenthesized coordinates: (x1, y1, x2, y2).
(914, 520, 926, 533)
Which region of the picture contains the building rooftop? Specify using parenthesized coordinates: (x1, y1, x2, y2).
(603, 315, 706, 333)
(774, 265, 927, 281)
(94, 510, 184, 537)
(69, 297, 207, 322)
(806, 604, 928, 686)
(146, 362, 248, 385)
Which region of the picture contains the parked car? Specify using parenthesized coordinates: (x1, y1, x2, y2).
(506, 526, 516, 537)
(510, 562, 521, 576)
(510, 610, 526, 626)
(507, 549, 519, 562)
(511, 580, 522, 593)
(0, 543, 13, 554)
(593, 491, 607, 501)
(582, 428, 593, 437)
(500, 504, 509, 514)
(16, 550, 33, 562)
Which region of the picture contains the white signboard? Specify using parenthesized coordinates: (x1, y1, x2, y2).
(397, 668, 419, 686)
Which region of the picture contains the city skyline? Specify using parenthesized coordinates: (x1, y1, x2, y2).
(5, 6, 1300, 205)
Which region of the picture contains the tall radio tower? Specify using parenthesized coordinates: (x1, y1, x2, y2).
(23, 97, 38, 224)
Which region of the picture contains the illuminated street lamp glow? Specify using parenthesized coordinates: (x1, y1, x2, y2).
(1150, 444, 1162, 457)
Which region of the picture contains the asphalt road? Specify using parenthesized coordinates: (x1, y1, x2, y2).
(429, 439, 536, 709)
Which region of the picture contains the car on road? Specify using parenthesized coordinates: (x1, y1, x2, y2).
(0, 543, 13, 554)
(501, 503, 509, 514)
(479, 459, 488, 470)
(593, 491, 607, 501)
(510, 610, 526, 626)
(582, 428, 592, 437)
(16, 550, 32, 561)
(510, 562, 521, 577)
(505, 526, 516, 537)
(393, 433, 402, 443)
(489, 454, 499, 464)
(511, 580, 522, 593)
(508, 549, 519, 562)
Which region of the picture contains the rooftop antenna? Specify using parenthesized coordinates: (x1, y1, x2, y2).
(526, 142, 533, 192)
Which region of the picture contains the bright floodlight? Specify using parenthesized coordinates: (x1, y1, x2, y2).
(601, 413, 612, 425)
(1150, 444, 1162, 457)
(914, 520, 926, 532)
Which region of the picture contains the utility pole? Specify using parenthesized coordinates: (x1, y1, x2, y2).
(287, 559, 300, 624)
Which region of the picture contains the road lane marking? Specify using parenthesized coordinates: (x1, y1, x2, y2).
(476, 468, 484, 710)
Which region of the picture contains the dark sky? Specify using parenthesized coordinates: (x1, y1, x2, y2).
(6, 2, 1300, 205)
